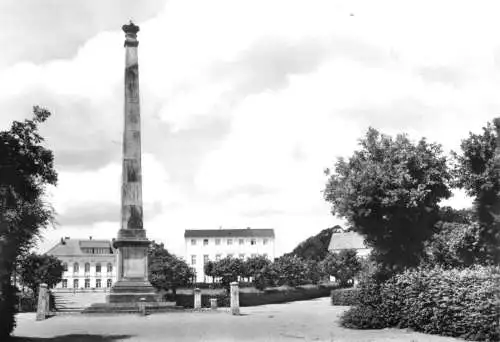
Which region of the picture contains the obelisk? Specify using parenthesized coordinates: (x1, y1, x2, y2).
(107, 21, 158, 303)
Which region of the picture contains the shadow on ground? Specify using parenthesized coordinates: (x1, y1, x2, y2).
(7, 334, 133, 342)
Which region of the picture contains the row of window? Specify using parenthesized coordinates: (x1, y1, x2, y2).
(81, 248, 112, 254)
(191, 253, 268, 265)
(63, 262, 113, 273)
(190, 238, 270, 246)
(61, 278, 113, 289)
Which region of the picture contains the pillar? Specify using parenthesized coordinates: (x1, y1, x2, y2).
(230, 282, 240, 315)
(210, 298, 218, 310)
(36, 284, 48, 321)
(194, 288, 201, 309)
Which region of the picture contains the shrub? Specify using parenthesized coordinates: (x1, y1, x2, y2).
(341, 265, 500, 341)
(330, 288, 359, 306)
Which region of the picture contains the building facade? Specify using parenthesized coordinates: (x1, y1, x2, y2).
(328, 231, 371, 257)
(184, 228, 276, 282)
(46, 237, 117, 291)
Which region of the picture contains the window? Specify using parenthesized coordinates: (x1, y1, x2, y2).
(191, 255, 196, 265)
(96, 279, 101, 288)
(227, 239, 233, 245)
(73, 279, 79, 289)
(191, 239, 196, 246)
(215, 239, 221, 245)
(239, 239, 244, 245)
(84, 279, 90, 288)
(95, 263, 101, 274)
(251, 239, 256, 245)
(263, 238, 269, 245)
(73, 263, 79, 273)
(203, 239, 209, 246)
(107, 263, 113, 273)
(62, 279, 67, 288)
(227, 254, 233, 258)
(84, 262, 90, 273)
(239, 254, 245, 259)
(63, 263, 68, 271)
(107, 279, 112, 288)
(215, 254, 221, 261)
(203, 255, 209, 264)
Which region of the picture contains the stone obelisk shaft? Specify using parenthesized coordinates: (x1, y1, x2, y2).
(107, 22, 158, 303)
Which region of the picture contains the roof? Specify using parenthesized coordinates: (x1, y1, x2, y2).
(328, 232, 367, 251)
(45, 239, 114, 256)
(184, 228, 275, 238)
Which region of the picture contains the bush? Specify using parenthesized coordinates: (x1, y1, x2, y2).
(0, 283, 17, 339)
(341, 265, 500, 341)
(330, 288, 359, 306)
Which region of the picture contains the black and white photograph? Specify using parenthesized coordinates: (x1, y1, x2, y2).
(0, 0, 498, 341)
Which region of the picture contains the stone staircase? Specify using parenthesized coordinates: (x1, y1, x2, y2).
(53, 291, 107, 314)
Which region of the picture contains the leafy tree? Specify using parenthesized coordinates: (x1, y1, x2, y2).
(0, 106, 57, 338)
(287, 227, 339, 261)
(242, 255, 271, 281)
(452, 118, 500, 264)
(324, 128, 452, 280)
(273, 255, 309, 287)
(203, 260, 216, 282)
(254, 264, 279, 290)
(18, 253, 64, 293)
(148, 242, 194, 296)
(211, 256, 243, 289)
(320, 250, 362, 287)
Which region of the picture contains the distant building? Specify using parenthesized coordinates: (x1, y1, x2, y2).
(45, 237, 117, 291)
(328, 231, 371, 258)
(184, 228, 276, 282)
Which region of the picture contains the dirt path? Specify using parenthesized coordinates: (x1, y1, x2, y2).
(10, 297, 464, 342)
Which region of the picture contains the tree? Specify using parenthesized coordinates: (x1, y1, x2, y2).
(287, 227, 338, 261)
(320, 250, 362, 287)
(211, 256, 243, 289)
(242, 255, 271, 281)
(0, 106, 57, 338)
(452, 118, 500, 264)
(324, 128, 452, 280)
(148, 242, 194, 297)
(18, 253, 64, 293)
(273, 255, 309, 287)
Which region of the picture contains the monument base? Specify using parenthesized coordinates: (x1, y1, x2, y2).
(107, 279, 160, 303)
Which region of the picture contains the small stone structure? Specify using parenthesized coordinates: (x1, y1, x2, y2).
(230, 282, 240, 315)
(36, 284, 49, 321)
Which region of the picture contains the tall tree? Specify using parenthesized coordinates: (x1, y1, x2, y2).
(453, 118, 500, 264)
(148, 242, 194, 297)
(320, 250, 362, 287)
(324, 128, 451, 279)
(287, 226, 341, 261)
(18, 253, 64, 293)
(0, 106, 57, 338)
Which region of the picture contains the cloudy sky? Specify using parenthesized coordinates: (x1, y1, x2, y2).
(1, 0, 496, 257)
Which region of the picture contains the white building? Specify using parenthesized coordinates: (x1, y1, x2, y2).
(328, 231, 371, 258)
(184, 228, 276, 282)
(45, 237, 118, 291)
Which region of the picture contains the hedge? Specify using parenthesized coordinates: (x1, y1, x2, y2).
(330, 288, 359, 306)
(341, 266, 500, 341)
(176, 285, 336, 308)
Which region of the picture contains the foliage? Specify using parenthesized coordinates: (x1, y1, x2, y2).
(330, 288, 359, 306)
(319, 250, 362, 287)
(18, 253, 64, 293)
(341, 266, 500, 341)
(273, 255, 310, 287)
(0, 106, 57, 338)
(241, 255, 271, 280)
(148, 242, 194, 295)
(453, 118, 500, 264)
(324, 128, 452, 279)
(0, 284, 17, 339)
(286, 226, 342, 261)
(253, 264, 279, 290)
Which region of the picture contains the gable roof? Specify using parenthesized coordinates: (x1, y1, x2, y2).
(45, 238, 114, 256)
(184, 228, 275, 238)
(328, 232, 367, 251)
